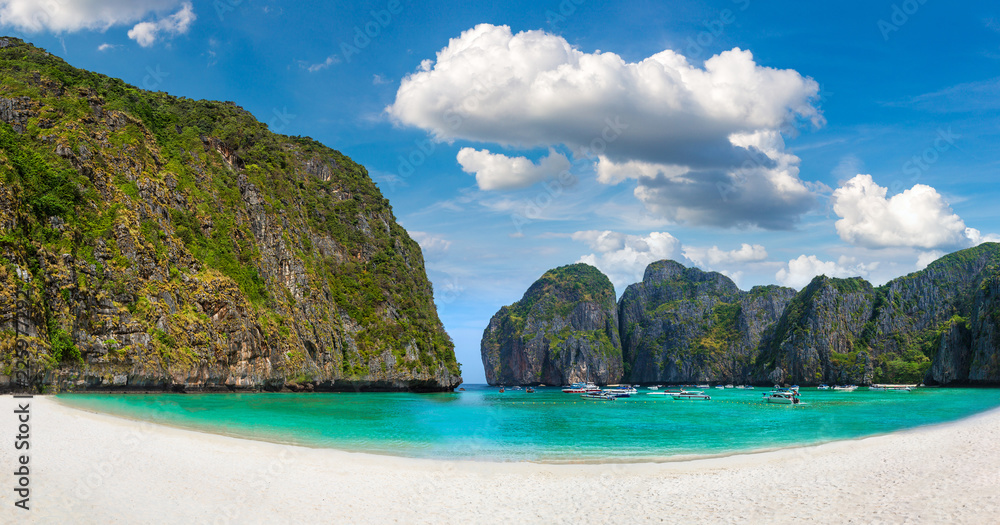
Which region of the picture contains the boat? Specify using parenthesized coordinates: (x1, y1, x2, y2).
(526, 387, 535, 393)
(647, 386, 659, 391)
(833, 385, 857, 392)
(736, 385, 754, 390)
(725, 384, 734, 389)
(763, 389, 800, 404)
(870, 384, 912, 392)
(671, 390, 711, 401)
(715, 385, 726, 390)
(562, 382, 601, 393)
(581, 392, 616, 401)
(605, 386, 637, 395)
(817, 384, 831, 390)
(499, 387, 505, 393)
(696, 384, 710, 389)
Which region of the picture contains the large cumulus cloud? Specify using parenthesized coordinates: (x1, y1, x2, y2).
(387, 24, 824, 228)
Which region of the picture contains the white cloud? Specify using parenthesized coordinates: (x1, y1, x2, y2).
(97, 42, 114, 52)
(307, 55, 340, 73)
(572, 231, 685, 292)
(127, 2, 194, 47)
(387, 24, 823, 228)
(916, 250, 945, 270)
(775, 254, 875, 289)
(408, 231, 451, 259)
(684, 243, 768, 266)
(372, 74, 391, 85)
(965, 227, 1000, 246)
(0, 0, 182, 33)
(456, 148, 571, 191)
(831, 174, 989, 249)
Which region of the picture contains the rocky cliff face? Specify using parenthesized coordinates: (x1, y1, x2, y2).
(619, 261, 794, 384)
(480, 263, 622, 386)
(0, 37, 460, 392)
(757, 277, 876, 385)
(483, 244, 1000, 386)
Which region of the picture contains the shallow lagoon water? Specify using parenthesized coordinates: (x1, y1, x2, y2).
(55, 385, 1000, 462)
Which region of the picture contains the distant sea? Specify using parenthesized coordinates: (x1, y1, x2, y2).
(55, 385, 1000, 462)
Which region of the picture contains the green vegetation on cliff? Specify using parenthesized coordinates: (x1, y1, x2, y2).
(480, 263, 622, 386)
(0, 37, 459, 391)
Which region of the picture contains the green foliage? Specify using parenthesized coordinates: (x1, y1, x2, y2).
(48, 327, 82, 363)
(0, 37, 459, 381)
(0, 122, 81, 220)
(691, 302, 742, 356)
(504, 263, 615, 336)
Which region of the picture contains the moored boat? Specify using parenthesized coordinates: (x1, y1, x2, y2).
(870, 384, 912, 392)
(833, 385, 857, 392)
(817, 384, 831, 390)
(581, 392, 616, 401)
(763, 389, 800, 404)
(671, 390, 711, 401)
(562, 382, 601, 393)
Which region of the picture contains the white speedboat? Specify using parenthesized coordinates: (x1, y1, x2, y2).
(562, 382, 601, 393)
(833, 385, 857, 392)
(817, 384, 831, 390)
(870, 385, 911, 392)
(581, 392, 616, 401)
(605, 385, 638, 395)
(672, 390, 711, 401)
(763, 390, 800, 404)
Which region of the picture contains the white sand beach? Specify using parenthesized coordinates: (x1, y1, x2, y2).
(2, 395, 999, 524)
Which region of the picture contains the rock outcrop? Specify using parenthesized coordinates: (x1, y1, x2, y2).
(619, 261, 795, 384)
(481, 263, 622, 386)
(0, 37, 460, 393)
(482, 244, 1000, 386)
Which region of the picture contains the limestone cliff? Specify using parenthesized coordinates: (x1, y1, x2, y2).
(483, 245, 1000, 386)
(0, 37, 460, 392)
(480, 263, 622, 386)
(620, 261, 794, 384)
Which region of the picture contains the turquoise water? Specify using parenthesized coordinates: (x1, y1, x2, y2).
(55, 385, 1000, 462)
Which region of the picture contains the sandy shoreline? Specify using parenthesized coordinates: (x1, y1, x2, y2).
(2, 396, 999, 524)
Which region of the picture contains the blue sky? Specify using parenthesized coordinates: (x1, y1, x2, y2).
(3, 0, 999, 383)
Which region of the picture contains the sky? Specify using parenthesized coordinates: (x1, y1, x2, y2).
(2, 0, 999, 383)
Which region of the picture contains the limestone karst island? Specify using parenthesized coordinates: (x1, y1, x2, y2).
(3, 1, 1000, 522)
